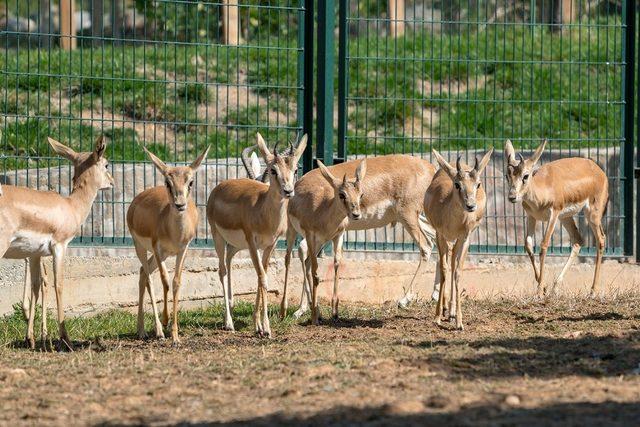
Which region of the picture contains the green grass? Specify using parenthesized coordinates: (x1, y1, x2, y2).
(0, 301, 299, 347)
(0, 16, 626, 169)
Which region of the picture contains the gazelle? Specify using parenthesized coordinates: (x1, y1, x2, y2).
(127, 144, 210, 344)
(426, 149, 493, 330)
(0, 136, 114, 349)
(281, 155, 438, 325)
(207, 133, 307, 337)
(504, 140, 609, 297)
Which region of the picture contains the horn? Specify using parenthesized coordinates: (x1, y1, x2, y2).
(517, 153, 525, 164)
(241, 144, 257, 180)
(273, 141, 280, 157)
(288, 141, 294, 156)
(456, 156, 462, 172)
(342, 174, 348, 186)
(473, 156, 479, 171)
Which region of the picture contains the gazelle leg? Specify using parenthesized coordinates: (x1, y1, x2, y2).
(452, 236, 470, 330)
(40, 259, 49, 350)
(244, 233, 267, 335)
(212, 229, 234, 331)
(26, 257, 41, 350)
(524, 216, 540, 284)
(151, 247, 170, 338)
(588, 215, 606, 298)
(170, 245, 189, 345)
(293, 239, 311, 319)
(260, 243, 276, 337)
(330, 233, 344, 320)
(225, 244, 239, 311)
(51, 244, 71, 349)
(22, 260, 30, 321)
(552, 217, 583, 293)
(537, 210, 560, 298)
(398, 213, 432, 307)
(434, 233, 449, 325)
(304, 235, 323, 326)
(280, 225, 297, 319)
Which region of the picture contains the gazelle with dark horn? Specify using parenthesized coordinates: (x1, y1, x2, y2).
(504, 140, 609, 297)
(426, 149, 493, 330)
(127, 144, 210, 344)
(281, 155, 438, 325)
(207, 133, 307, 337)
(0, 136, 114, 349)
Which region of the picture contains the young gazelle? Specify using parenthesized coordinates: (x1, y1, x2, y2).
(0, 136, 114, 349)
(281, 155, 438, 324)
(207, 133, 307, 337)
(127, 145, 210, 344)
(426, 149, 493, 330)
(504, 140, 609, 297)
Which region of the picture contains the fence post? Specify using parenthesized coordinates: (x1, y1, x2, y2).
(336, 0, 347, 164)
(60, 0, 76, 50)
(623, 0, 635, 258)
(388, 0, 405, 37)
(302, 0, 314, 173)
(316, 0, 335, 166)
(636, 2, 640, 262)
(222, 0, 240, 45)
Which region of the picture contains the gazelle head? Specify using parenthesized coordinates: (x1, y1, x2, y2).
(432, 148, 493, 213)
(47, 135, 115, 191)
(255, 132, 307, 199)
(317, 158, 367, 221)
(504, 139, 546, 203)
(142, 145, 210, 213)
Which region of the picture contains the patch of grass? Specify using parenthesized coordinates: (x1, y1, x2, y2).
(176, 82, 210, 104)
(0, 301, 298, 346)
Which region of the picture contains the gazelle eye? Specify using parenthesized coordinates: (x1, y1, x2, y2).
(189, 180, 194, 188)
(105, 163, 109, 169)
(165, 180, 171, 188)
(476, 183, 481, 189)
(523, 174, 530, 181)
(454, 182, 461, 190)
(270, 168, 277, 175)
(339, 193, 346, 200)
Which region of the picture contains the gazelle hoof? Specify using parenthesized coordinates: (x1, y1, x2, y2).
(397, 293, 415, 309)
(26, 336, 35, 350)
(223, 323, 235, 332)
(292, 307, 308, 320)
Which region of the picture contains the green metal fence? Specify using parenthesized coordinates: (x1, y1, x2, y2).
(0, 0, 636, 257)
(1, 0, 306, 246)
(334, 0, 633, 256)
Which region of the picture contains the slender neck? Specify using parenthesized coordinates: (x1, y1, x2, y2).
(68, 176, 100, 228)
(264, 179, 287, 213)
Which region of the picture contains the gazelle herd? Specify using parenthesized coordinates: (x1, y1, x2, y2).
(0, 133, 609, 348)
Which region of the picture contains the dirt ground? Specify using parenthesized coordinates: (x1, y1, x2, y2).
(1, 294, 640, 426)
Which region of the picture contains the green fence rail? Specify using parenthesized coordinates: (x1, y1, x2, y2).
(0, 0, 636, 257)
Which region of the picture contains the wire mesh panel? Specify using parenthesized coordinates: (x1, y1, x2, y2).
(1, 0, 305, 246)
(340, 0, 629, 255)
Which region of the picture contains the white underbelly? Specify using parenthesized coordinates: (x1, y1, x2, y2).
(559, 200, 588, 219)
(4, 231, 55, 258)
(216, 226, 276, 250)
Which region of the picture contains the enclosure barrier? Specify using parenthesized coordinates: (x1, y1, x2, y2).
(0, 0, 637, 259)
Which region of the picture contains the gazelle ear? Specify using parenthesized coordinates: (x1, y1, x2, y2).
(142, 145, 169, 176)
(255, 132, 273, 163)
(355, 159, 367, 185)
(504, 139, 516, 166)
(431, 149, 456, 180)
(190, 145, 210, 171)
(250, 152, 262, 179)
(48, 137, 79, 163)
(93, 135, 107, 160)
(316, 159, 339, 188)
(293, 134, 308, 163)
(530, 139, 547, 165)
(476, 148, 494, 175)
